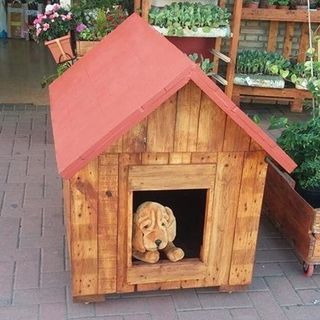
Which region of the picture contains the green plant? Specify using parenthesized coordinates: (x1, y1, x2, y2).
(276, 0, 290, 5)
(236, 50, 292, 77)
(148, 3, 230, 36)
(41, 61, 72, 88)
(188, 53, 214, 76)
(268, 0, 277, 4)
(276, 117, 320, 190)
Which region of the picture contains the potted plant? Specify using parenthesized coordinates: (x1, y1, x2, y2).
(148, 2, 231, 37)
(244, 0, 260, 8)
(291, 60, 320, 90)
(188, 53, 214, 76)
(276, 0, 290, 9)
(31, 3, 76, 63)
(266, 0, 277, 8)
(234, 50, 291, 88)
(74, 5, 127, 57)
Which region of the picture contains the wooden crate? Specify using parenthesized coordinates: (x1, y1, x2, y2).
(263, 161, 320, 275)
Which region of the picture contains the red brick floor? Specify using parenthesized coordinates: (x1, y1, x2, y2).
(0, 104, 319, 320)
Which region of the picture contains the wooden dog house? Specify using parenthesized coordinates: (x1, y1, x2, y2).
(49, 14, 296, 302)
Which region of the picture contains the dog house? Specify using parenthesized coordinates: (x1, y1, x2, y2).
(49, 14, 296, 302)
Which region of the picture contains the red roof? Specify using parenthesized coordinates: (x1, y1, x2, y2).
(49, 13, 296, 178)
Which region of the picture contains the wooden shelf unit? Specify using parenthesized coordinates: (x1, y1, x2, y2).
(230, 6, 320, 112)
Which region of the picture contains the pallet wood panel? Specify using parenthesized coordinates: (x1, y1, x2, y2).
(223, 117, 251, 152)
(97, 154, 119, 294)
(205, 152, 244, 286)
(298, 23, 309, 62)
(117, 154, 141, 293)
(229, 151, 268, 285)
(122, 120, 147, 153)
(283, 22, 295, 58)
(174, 82, 201, 152)
(147, 94, 177, 152)
(128, 164, 216, 191)
(70, 160, 99, 297)
(63, 180, 71, 256)
(267, 22, 279, 51)
(197, 93, 226, 152)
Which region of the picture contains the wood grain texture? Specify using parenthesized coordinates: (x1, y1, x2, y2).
(128, 164, 216, 191)
(147, 94, 177, 152)
(283, 22, 295, 58)
(97, 154, 118, 294)
(63, 180, 71, 257)
(267, 22, 279, 51)
(169, 152, 191, 164)
(123, 120, 147, 153)
(229, 151, 268, 285)
(223, 117, 251, 152)
(70, 160, 99, 297)
(117, 153, 141, 293)
(298, 23, 309, 62)
(174, 82, 201, 152)
(197, 93, 226, 152)
(205, 152, 244, 286)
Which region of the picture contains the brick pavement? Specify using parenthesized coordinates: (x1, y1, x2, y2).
(0, 104, 318, 320)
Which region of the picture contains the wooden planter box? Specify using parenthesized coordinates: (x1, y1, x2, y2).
(76, 40, 99, 57)
(263, 161, 320, 276)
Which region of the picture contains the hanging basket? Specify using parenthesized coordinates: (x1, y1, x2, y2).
(45, 33, 75, 64)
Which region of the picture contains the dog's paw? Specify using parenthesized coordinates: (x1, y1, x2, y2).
(167, 247, 184, 262)
(144, 251, 160, 263)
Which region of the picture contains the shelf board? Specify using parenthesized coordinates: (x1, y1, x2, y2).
(241, 8, 320, 23)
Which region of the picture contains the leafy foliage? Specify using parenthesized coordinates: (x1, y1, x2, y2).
(188, 53, 214, 76)
(236, 50, 292, 77)
(277, 117, 320, 190)
(41, 61, 72, 88)
(149, 2, 230, 36)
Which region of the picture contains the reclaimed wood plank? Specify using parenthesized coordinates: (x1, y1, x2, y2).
(147, 95, 177, 152)
(70, 159, 99, 297)
(298, 23, 309, 62)
(267, 22, 279, 51)
(283, 22, 295, 58)
(229, 151, 268, 285)
(169, 152, 191, 164)
(122, 120, 147, 153)
(174, 82, 201, 152)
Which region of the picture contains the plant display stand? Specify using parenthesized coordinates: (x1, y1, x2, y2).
(233, 74, 285, 89)
(263, 161, 320, 276)
(230, 8, 320, 112)
(49, 14, 296, 302)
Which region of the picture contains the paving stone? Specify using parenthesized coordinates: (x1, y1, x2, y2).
(14, 287, 65, 305)
(15, 260, 40, 289)
(41, 271, 70, 288)
(172, 289, 201, 311)
(253, 263, 283, 277)
(297, 289, 320, 305)
(41, 247, 65, 273)
(124, 314, 151, 320)
(248, 291, 287, 320)
(247, 277, 268, 291)
(255, 249, 297, 263)
(229, 308, 260, 320)
(20, 234, 64, 249)
(65, 287, 95, 318)
(0, 274, 13, 306)
(178, 309, 232, 320)
(39, 302, 66, 320)
(147, 296, 177, 320)
(0, 248, 40, 263)
(265, 276, 302, 306)
(198, 292, 252, 309)
(0, 262, 14, 275)
(20, 215, 42, 238)
(283, 305, 320, 320)
(0, 305, 39, 320)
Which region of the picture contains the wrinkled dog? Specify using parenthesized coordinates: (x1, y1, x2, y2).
(132, 201, 185, 263)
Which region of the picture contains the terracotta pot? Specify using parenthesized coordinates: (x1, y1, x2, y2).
(245, 2, 260, 8)
(45, 34, 75, 64)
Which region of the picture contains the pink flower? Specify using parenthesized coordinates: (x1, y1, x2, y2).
(43, 23, 50, 31)
(52, 3, 60, 11)
(66, 13, 72, 20)
(53, 12, 59, 18)
(36, 28, 42, 36)
(76, 23, 86, 33)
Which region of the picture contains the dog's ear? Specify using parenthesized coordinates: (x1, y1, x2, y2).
(132, 214, 146, 253)
(165, 206, 176, 242)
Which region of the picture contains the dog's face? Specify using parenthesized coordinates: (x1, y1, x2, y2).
(132, 202, 176, 253)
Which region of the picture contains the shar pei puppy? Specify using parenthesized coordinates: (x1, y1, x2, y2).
(132, 201, 185, 263)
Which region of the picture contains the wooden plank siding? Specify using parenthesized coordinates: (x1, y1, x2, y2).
(66, 81, 269, 297)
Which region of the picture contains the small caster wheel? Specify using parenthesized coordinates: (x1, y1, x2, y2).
(303, 262, 314, 277)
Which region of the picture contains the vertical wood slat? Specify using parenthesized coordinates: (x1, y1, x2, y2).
(70, 160, 99, 297)
(298, 23, 309, 62)
(123, 120, 147, 153)
(283, 22, 295, 58)
(98, 154, 119, 294)
(117, 153, 141, 293)
(197, 93, 226, 152)
(267, 22, 279, 51)
(205, 152, 244, 286)
(174, 82, 201, 152)
(229, 151, 268, 285)
(63, 180, 71, 256)
(225, 0, 244, 98)
(147, 94, 177, 152)
(223, 117, 251, 152)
